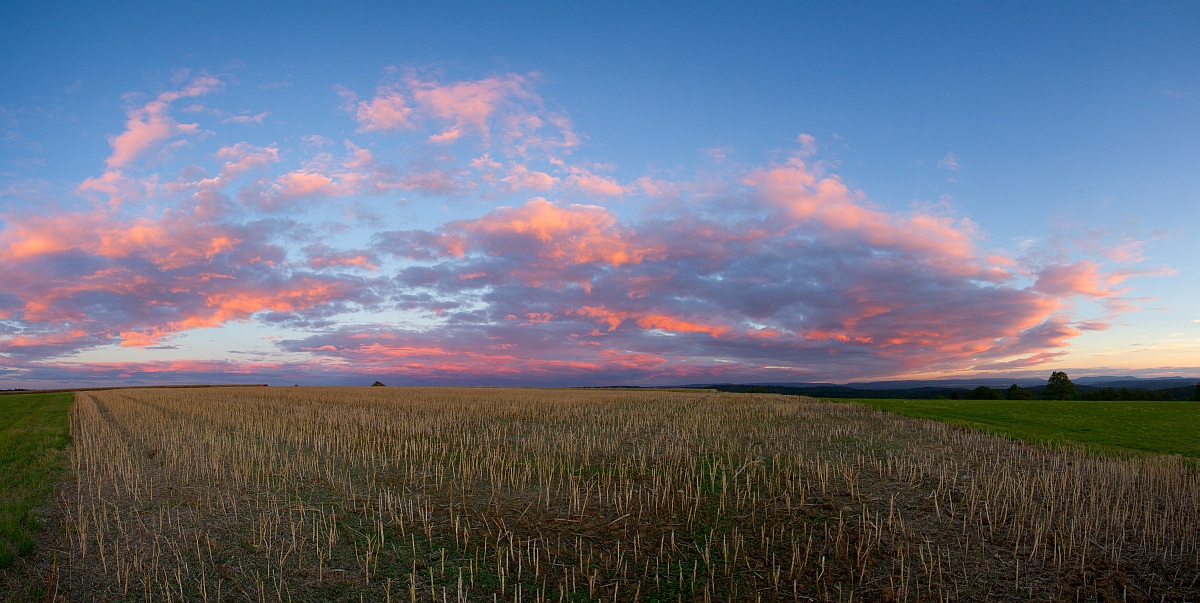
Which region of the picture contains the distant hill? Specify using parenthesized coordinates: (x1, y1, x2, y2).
(846, 378, 1046, 389)
(1072, 377, 1200, 390)
(693, 383, 971, 399)
(678, 376, 1200, 401)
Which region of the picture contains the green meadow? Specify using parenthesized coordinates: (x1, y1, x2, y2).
(0, 391, 74, 568)
(845, 397, 1200, 459)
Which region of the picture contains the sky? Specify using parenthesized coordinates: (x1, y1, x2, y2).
(1, 2, 1198, 388)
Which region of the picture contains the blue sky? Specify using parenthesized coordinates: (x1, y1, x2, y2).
(1, 2, 1197, 387)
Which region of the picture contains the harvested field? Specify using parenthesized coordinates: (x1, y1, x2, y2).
(42, 387, 1200, 601)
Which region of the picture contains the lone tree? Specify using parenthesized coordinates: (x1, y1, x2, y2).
(1044, 371, 1076, 400)
(1192, 383, 1200, 401)
(371, 380, 386, 387)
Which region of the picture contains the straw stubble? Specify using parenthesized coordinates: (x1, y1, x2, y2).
(49, 387, 1199, 601)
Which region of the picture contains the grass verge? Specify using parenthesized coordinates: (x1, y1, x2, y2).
(842, 397, 1200, 458)
(0, 391, 74, 568)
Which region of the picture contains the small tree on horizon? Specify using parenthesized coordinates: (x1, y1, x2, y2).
(372, 380, 386, 387)
(1044, 371, 1076, 400)
(965, 385, 1001, 400)
(1192, 383, 1200, 401)
(1006, 384, 1036, 400)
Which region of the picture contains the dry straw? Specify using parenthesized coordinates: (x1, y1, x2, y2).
(47, 387, 1200, 601)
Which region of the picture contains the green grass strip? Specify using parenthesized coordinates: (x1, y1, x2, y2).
(842, 398, 1200, 459)
(0, 392, 73, 568)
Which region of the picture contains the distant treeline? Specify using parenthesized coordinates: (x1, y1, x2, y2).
(0, 384, 267, 396)
(700, 383, 1200, 401)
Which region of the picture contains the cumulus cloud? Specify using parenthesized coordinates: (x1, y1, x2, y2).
(0, 68, 1172, 386)
(106, 75, 223, 169)
(501, 164, 559, 192)
(355, 86, 413, 132)
(245, 142, 472, 209)
(1032, 261, 1114, 297)
(409, 74, 527, 143)
(348, 71, 578, 157)
(566, 168, 624, 198)
(353, 154, 1153, 382)
(0, 198, 379, 359)
(303, 244, 379, 270)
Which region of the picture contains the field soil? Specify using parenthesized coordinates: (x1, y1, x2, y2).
(18, 387, 1200, 601)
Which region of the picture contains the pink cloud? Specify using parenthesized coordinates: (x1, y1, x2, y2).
(309, 254, 377, 270)
(106, 75, 223, 169)
(362, 154, 1155, 380)
(304, 244, 379, 270)
(0, 329, 89, 349)
(469, 155, 559, 193)
(78, 169, 128, 196)
(355, 87, 413, 132)
(253, 143, 471, 207)
(274, 171, 344, 198)
(0, 192, 378, 361)
(745, 157, 1004, 279)
(448, 198, 662, 269)
(348, 72, 577, 157)
(566, 168, 624, 198)
(107, 103, 175, 167)
(0, 209, 239, 270)
(118, 276, 366, 347)
(408, 73, 528, 143)
(1032, 261, 1113, 297)
(632, 176, 683, 200)
(158, 75, 224, 103)
(0, 67, 1173, 386)
(569, 305, 729, 337)
(270, 329, 691, 384)
(215, 143, 279, 180)
(501, 164, 558, 191)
